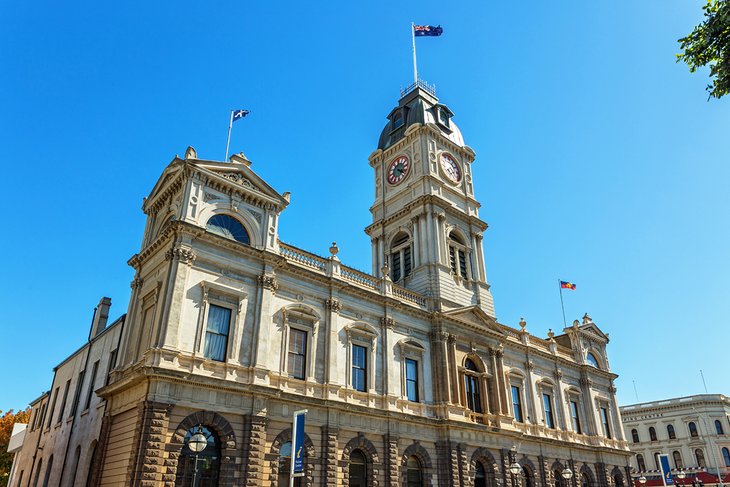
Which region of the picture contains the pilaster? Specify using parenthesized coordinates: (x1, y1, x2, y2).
(129, 401, 172, 487)
(242, 415, 269, 487)
(384, 434, 400, 487)
(321, 426, 339, 487)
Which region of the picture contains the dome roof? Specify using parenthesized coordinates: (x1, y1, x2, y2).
(377, 86, 464, 150)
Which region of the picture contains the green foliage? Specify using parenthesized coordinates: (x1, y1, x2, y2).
(677, 0, 730, 99)
(0, 409, 31, 487)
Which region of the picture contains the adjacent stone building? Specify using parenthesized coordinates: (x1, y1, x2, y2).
(11, 82, 631, 486)
(620, 394, 730, 484)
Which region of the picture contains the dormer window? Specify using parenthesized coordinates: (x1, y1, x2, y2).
(393, 111, 404, 130)
(438, 107, 450, 127)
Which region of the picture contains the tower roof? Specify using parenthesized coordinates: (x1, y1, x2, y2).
(377, 83, 464, 150)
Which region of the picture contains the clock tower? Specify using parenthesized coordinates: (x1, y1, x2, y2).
(365, 82, 495, 316)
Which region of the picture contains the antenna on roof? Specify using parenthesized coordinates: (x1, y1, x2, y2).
(633, 380, 639, 402)
(700, 370, 709, 393)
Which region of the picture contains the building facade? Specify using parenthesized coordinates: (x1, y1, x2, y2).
(621, 395, 730, 482)
(12, 83, 631, 486)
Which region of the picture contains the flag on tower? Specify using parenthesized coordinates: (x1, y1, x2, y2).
(232, 109, 249, 122)
(414, 25, 443, 36)
(560, 281, 577, 290)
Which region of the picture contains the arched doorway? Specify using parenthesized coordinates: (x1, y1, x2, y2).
(349, 449, 367, 487)
(175, 426, 221, 487)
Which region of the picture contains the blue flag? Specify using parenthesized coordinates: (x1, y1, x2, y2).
(414, 25, 443, 37)
(232, 109, 249, 122)
(292, 410, 306, 476)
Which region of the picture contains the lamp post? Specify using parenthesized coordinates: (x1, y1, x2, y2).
(638, 475, 647, 487)
(676, 469, 687, 487)
(562, 466, 574, 483)
(186, 426, 208, 487)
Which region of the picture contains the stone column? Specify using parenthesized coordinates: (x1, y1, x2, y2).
(436, 440, 461, 487)
(384, 434, 400, 487)
(242, 415, 269, 487)
(524, 361, 537, 424)
(324, 298, 341, 387)
(553, 369, 568, 431)
(579, 373, 598, 435)
(157, 245, 196, 349)
(490, 348, 508, 415)
(129, 401, 172, 487)
(321, 426, 339, 487)
(411, 216, 420, 268)
(538, 455, 549, 487)
(252, 271, 278, 375)
(448, 335, 459, 405)
(608, 383, 625, 441)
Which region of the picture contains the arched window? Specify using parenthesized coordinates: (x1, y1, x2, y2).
(613, 473, 625, 487)
(390, 232, 412, 282)
(349, 449, 367, 487)
(649, 427, 657, 442)
(522, 467, 534, 487)
(70, 446, 81, 485)
(554, 469, 566, 487)
(84, 441, 97, 487)
(448, 232, 469, 279)
(581, 474, 592, 487)
(722, 447, 730, 467)
(406, 456, 423, 487)
(278, 441, 301, 487)
(206, 214, 250, 244)
(475, 463, 487, 487)
(689, 422, 699, 438)
(41, 455, 53, 487)
(673, 451, 683, 469)
(463, 359, 482, 414)
(586, 352, 600, 368)
(32, 459, 42, 487)
(175, 426, 220, 487)
(667, 424, 676, 440)
(631, 429, 640, 443)
(695, 449, 706, 468)
(715, 419, 725, 435)
(636, 454, 646, 472)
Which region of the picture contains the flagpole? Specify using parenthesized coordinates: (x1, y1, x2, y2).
(411, 22, 418, 84)
(559, 280, 567, 328)
(224, 110, 234, 162)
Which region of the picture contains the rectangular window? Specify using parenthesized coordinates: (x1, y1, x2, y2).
(203, 304, 231, 362)
(458, 250, 467, 277)
(84, 361, 99, 410)
(403, 247, 412, 277)
(352, 344, 367, 392)
(570, 400, 582, 434)
(71, 371, 85, 417)
(38, 404, 47, 430)
(601, 407, 611, 438)
(392, 252, 401, 281)
(46, 388, 59, 429)
(106, 349, 118, 386)
(288, 329, 307, 380)
(405, 358, 419, 402)
(57, 380, 71, 424)
(543, 393, 555, 428)
(511, 385, 523, 422)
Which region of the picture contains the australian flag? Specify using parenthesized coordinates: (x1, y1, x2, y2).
(414, 25, 443, 37)
(232, 109, 249, 122)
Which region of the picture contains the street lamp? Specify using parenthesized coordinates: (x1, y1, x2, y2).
(676, 470, 686, 487)
(562, 467, 574, 481)
(638, 475, 647, 486)
(186, 426, 208, 487)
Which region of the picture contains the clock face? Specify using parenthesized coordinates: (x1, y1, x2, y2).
(440, 153, 461, 183)
(387, 155, 411, 185)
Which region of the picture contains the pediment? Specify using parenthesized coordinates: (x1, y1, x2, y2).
(580, 324, 609, 342)
(443, 305, 504, 334)
(144, 158, 186, 211)
(194, 159, 289, 207)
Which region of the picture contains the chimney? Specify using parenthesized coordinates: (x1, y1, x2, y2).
(90, 297, 112, 338)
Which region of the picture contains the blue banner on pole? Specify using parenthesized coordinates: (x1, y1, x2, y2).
(659, 454, 674, 485)
(292, 410, 306, 476)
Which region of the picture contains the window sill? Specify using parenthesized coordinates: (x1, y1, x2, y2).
(80, 409, 90, 418)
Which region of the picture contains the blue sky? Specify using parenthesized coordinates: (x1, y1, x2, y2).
(1, 0, 727, 412)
